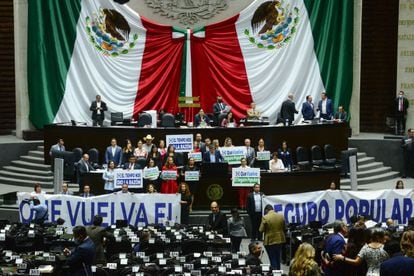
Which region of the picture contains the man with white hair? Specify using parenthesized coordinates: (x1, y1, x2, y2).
(280, 93, 298, 125)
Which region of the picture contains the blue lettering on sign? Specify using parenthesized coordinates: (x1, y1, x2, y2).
(307, 202, 317, 223)
(335, 199, 344, 220)
(134, 202, 148, 226)
(358, 200, 370, 218)
(81, 201, 95, 226)
(121, 202, 136, 224)
(391, 198, 402, 224)
(67, 201, 81, 226)
(318, 200, 329, 224)
(284, 203, 294, 223)
(97, 202, 109, 227)
(50, 200, 62, 223)
(155, 203, 167, 224)
(274, 204, 283, 213)
(110, 202, 116, 225)
(294, 203, 307, 225)
(19, 200, 32, 224)
(403, 198, 413, 224)
(345, 199, 358, 222)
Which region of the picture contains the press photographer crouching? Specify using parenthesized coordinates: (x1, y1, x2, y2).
(27, 196, 48, 225)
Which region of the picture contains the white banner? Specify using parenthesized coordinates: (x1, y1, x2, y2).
(114, 169, 143, 188)
(143, 167, 160, 179)
(166, 134, 193, 152)
(18, 193, 181, 229)
(188, 152, 202, 162)
(232, 167, 261, 187)
(263, 189, 414, 226)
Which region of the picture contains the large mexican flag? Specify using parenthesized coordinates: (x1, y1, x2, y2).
(28, 0, 353, 129)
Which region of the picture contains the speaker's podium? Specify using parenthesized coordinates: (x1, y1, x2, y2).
(194, 162, 238, 209)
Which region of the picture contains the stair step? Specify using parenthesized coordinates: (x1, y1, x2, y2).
(356, 166, 392, 178)
(357, 152, 366, 159)
(3, 166, 53, 176)
(37, 145, 44, 151)
(340, 171, 400, 186)
(11, 160, 51, 171)
(20, 155, 45, 164)
(358, 162, 384, 172)
(357, 157, 375, 165)
(28, 150, 44, 158)
(0, 170, 53, 182)
(0, 176, 53, 188)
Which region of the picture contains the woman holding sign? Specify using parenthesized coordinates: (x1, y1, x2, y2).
(161, 156, 179, 194)
(102, 160, 116, 193)
(143, 158, 160, 191)
(237, 157, 251, 209)
(181, 157, 200, 211)
(255, 138, 270, 170)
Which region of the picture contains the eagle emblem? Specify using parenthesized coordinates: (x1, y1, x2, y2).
(244, 0, 299, 50)
(86, 8, 138, 57)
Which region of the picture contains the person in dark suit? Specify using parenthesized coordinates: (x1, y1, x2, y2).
(206, 201, 228, 235)
(395, 90, 410, 135)
(194, 109, 210, 127)
(64, 225, 96, 275)
(89, 95, 107, 127)
(334, 106, 348, 122)
(301, 95, 315, 120)
(202, 144, 224, 163)
(322, 220, 348, 276)
(246, 183, 263, 241)
(213, 95, 229, 121)
(123, 156, 141, 170)
(77, 154, 95, 193)
(246, 241, 263, 266)
(105, 138, 123, 166)
(380, 230, 414, 275)
(86, 215, 113, 264)
(79, 185, 94, 198)
(280, 93, 298, 125)
(49, 138, 65, 156)
(401, 128, 414, 178)
(317, 92, 334, 120)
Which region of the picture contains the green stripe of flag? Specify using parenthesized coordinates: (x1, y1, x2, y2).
(28, 0, 82, 129)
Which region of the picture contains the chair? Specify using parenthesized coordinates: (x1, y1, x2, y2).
(111, 112, 124, 126)
(296, 146, 310, 168)
(311, 145, 324, 166)
(87, 148, 99, 167)
(136, 158, 147, 169)
(181, 239, 207, 255)
(207, 113, 217, 126)
(138, 113, 152, 127)
(72, 147, 83, 162)
(161, 113, 175, 127)
(324, 144, 337, 165)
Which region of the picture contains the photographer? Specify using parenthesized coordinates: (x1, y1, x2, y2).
(29, 197, 48, 225)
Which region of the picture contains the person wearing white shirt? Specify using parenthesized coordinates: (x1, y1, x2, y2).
(269, 152, 286, 172)
(102, 160, 116, 193)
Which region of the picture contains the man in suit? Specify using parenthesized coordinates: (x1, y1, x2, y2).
(401, 128, 414, 178)
(203, 144, 224, 163)
(206, 201, 227, 235)
(301, 95, 315, 120)
(246, 183, 263, 241)
(64, 225, 96, 275)
(322, 220, 348, 276)
(123, 156, 141, 170)
(86, 215, 113, 264)
(380, 230, 414, 275)
(194, 109, 210, 127)
(334, 106, 348, 122)
(280, 93, 298, 125)
(200, 137, 211, 153)
(259, 204, 285, 270)
(395, 90, 409, 135)
(212, 95, 229, 121)
(317, 92, 334, 120)
(78, 154, 95, 193)
(246, 241, 263, 266)
(61, 182, 72, 195)
(105, 138, 123, 166)
(49, 138, 65, 156)
(79, 185, 94, 198)
(244, 138, 256, 167)
(90, 95, 107, 127)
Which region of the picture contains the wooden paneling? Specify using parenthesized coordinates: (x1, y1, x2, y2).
(360, 1, 399, 132)
(0, 1, 15, 134)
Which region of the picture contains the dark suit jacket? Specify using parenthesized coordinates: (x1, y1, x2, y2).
(334, 111, 348, 121)
(86, 226, 113, 264)
(246, 192, 263, 216)
(105, 146, 123, 166)
(213, 102, 228, 117)
(301, 101, 315, 120)
(395, 97, 409, 115)
(65, 237, 96, 276)
(123, 162, 141, 170)
(206, 211, 228, 235)
(245, 253, 262, 266)
(89, 101, 107, 121)
(245, 146, 256, 167)
(78, 160, 95, 175)
(202, 150, 224, 163)
(317, 98, 334, 119)
(79, 193, 95, 198)
(280, 99, 298, 123)
(194, 114, 210, 127)
(323, 233, 346, 276)
(380, 255, 414, 276)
